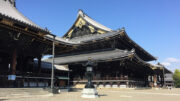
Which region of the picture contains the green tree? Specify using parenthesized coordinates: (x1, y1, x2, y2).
(173, 69, 180, 88)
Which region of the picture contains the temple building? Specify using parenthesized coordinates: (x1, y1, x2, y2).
(0, 0, 75, 87)
(45, 10, 174, 88)
(0, 0, 173, 88)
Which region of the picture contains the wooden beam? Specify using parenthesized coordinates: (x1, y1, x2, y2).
(38, 32, 46, 37)
(1, 19, 13, 26)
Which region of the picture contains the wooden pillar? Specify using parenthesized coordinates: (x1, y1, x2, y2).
(151, 76, 153, 82)
(28, 79, 30, 87)
(162, 75, 165, 87)
(38, 56, 42, 74)
(18, 55, 24, 75)
(160, 75, 163, 87)
(11, 48, 17, 75)
(145, 75, 148, 87)
(153, 75, 157, 87)
(126, 81, 129, 88)
(9, 48, 17, 88)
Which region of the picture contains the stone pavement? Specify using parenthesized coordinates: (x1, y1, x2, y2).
(0, 88, 52, 100)
(0, 88, 180, 101)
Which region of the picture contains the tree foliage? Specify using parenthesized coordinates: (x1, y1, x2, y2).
(173, 69, 180, 88)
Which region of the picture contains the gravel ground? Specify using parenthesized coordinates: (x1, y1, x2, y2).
(1, 88, 180, 101)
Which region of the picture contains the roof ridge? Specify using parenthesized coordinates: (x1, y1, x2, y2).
(77, 10, 112, 32)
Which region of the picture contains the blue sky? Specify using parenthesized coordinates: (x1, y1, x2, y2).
(16, 0, 180, 71)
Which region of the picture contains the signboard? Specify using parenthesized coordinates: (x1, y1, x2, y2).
(8, 75, 16, 80)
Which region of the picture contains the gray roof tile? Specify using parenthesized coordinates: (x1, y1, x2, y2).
(44, 49, 134, 65)
(0, 0, 43, 30)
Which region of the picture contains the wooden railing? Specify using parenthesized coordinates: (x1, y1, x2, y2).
(73, 77, 129, 81)
(73, 76, 144, 82)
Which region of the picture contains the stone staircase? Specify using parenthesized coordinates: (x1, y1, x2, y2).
(0, 88, 52, 99)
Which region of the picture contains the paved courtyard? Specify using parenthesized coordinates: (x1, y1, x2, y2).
(0, 88, 180, 101)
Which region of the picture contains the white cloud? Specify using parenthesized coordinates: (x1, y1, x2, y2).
(165, 57, 180, 63)
(161, 57, 180, 67)
(161, 62, 171, 66)
(160, 57, 180, 72)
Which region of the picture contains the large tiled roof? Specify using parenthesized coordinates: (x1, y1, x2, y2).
(69, 31, 119, 43)
(44, 49, 134, 65)
(0, 0, 43, 30)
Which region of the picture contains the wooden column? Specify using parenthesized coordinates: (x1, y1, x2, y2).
(162, 75, 165, 87)
(18, 55, 24, 75)
(145, 75, 148, 87)
(38, 56, 42, 74)
(153, 75, 157, 87)
(11, 48, 17, 75)
(160, 75, 163, 87)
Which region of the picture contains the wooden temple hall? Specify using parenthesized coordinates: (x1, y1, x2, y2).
(0, 0, 173, 88)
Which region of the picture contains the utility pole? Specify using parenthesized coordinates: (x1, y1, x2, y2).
(51, 35, 55, 93)
(163, 67, 165, 87)
(68, 70, 70, 91)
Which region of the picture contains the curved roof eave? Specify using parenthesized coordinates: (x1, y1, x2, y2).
(0, 0, 49, 33)
(133, 53, 155, 72)
(69, 31, 121, 43)
(119, 29, 157, 61)
(44, 35, 81, 46)
(44, 48, 134, 65)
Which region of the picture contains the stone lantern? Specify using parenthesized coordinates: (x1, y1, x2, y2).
(81, 59, 98, 98)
